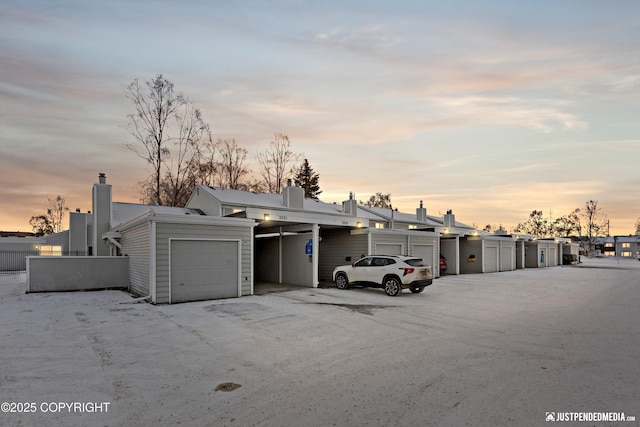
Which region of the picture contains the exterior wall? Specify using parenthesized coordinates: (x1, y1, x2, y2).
(459, 237, 483, 274)
(318, 229, 368, 281)
(516, 240, 525, 269)
(92, 182, 112, 256)
(43, 230, 69, 252)
(120, 222, 151, 297)
(525, 242, 539, 268)
(500, 241, 516, 271)
(408, 234, 439, 276)
(186, 187, 222, 216)
(26, 256, 128, 292)
(370, 233, 406, 255)
(440, 238, 459, 275)
(69, 212, 88, 254)
(484, 242, 500, 273)
(281, 233, 314, 286)
(616, 240, 638, 258)
(0, 238, 41, 271)
(154, 222, 253, 304)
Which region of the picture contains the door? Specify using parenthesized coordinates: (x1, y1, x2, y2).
(375, 243, 402, 255)
(485, 246, 499, 273)
(412, 244, 436, 275)
(170, 240, 239, 303)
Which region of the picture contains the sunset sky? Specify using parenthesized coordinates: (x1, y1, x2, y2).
(1, 0, 639, 235)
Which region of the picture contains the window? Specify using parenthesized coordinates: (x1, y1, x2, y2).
(408, 224, 417, 229)
(621, 251, 632, 257)
(354, 257, 373, 267)
(605, 242, 614, 247)
(622, 243, 631, 248)
(375, 222, 385, 229)
(38, 245, 62, 256)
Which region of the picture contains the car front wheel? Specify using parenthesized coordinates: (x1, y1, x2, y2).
(383, 277, 402, 296)
(335, 273, 349, 290)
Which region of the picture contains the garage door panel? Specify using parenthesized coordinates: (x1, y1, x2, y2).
(171, 240, 239, 303)
(375, 244, 402, 255)
(485, 246, 498, 273)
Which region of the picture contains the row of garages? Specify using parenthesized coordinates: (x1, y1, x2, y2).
(23, 174, 578, 304)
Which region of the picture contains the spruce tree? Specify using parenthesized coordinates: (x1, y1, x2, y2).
(294, 159, 321, 199)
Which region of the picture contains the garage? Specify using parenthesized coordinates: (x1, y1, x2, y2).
(375, 243, 403, 255)
(170, 239, 240, 303)
(501, 246, 514, 271)
(484, 245, 499, 273)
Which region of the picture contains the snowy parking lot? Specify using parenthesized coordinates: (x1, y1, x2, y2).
(1, 257, 639, 426)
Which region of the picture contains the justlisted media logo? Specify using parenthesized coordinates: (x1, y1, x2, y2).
(546, 412, 556, 422)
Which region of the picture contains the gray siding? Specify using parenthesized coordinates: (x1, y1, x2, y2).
(370, 233, 407, 255)
(43, 231, 69, 252)
(69, 212, 88, 254)
(92, 184, 111, 256)
(318, 229, 368, 281)
(155, 222, 253, 303)
(460, 237, 483, 274)
(186, 187, 222, 216)
(500, 242, 516, 271)
(120, 222, 151, 297)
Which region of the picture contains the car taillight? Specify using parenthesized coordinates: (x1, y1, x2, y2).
(401, 267, 414, 276)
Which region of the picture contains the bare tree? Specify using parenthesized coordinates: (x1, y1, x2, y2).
(635, 217, 640, 235)
(257, 133, 301, 193)
(126, 74, 213, 206)
(28, 195, 68, 235)
(160, 103, 211, 206)
(513, 210, 550, 237)
(47, 195, 69, 233)
(360, 193, 392, 209)
(218, 139, 249, 190)
(580, 200, 607, 256)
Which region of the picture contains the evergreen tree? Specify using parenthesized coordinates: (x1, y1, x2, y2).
(294, 158, 321, 199)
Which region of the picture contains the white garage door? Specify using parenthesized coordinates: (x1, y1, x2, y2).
(485, 246, 499, 273)
(412, 245, 436, 274)
(170, 240, 239, 303)
(375, 243, 403, 255)
(549, 247, 557, 266)
(501, 246, 514, 271)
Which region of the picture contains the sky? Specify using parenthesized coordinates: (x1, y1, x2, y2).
(1, 0, 639, 235)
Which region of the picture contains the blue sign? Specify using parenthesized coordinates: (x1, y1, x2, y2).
(305, 239, 313, 255)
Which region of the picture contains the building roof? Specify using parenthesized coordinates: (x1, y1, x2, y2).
(111, 202, 205, 228)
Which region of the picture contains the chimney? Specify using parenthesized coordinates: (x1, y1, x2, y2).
(443, 209, 456, 228)
(342, 192, 358, 217)
(416, 200, 427, 223)
(282, 178, 304, 209)
(92, 173, 112, 256)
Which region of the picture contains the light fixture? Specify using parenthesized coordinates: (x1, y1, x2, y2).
(356, 221, 362, 228)
(263, 213, 270, 221)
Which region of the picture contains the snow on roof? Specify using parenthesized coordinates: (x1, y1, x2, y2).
(198, 186, 479, 229)
(199, 186, 346, 216)
(111, 202, 204, 228)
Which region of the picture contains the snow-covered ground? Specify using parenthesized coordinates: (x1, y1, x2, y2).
(1, 257, 639, 426)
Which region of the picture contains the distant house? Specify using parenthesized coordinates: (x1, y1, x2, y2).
(595, 236, 640, 259)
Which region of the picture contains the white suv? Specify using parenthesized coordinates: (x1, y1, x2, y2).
(332, 255, 433, 296)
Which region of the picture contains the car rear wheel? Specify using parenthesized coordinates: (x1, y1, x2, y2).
(383, 277, 402, 296)
(410, 286, 424, 293)
(335, 273, 349, 290)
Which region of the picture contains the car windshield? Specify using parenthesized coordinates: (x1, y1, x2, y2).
(405, 258, 425, 267)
